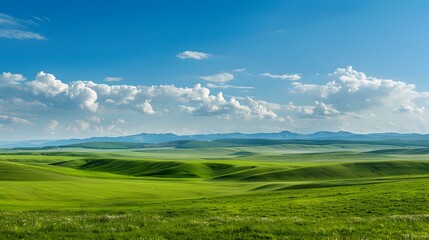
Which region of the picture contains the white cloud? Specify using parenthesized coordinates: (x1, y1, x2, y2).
(184, 92, 252, 117)
(261, 72, 301, 81)
(0, 14, 20, 27)
(178, 93, 284, 121)
(290, 81, 340, 98)
(114, 118, 126, 124)
(67, 81, 99, 112)
(46, 119, 59, 132)
(177, 50, 211, 60)
(285, 102, 315, 116)
(233, 68, 246, 72)
(19, 72, 99, 112)
(247, 98, 279, 119)
(2, 67, 429, 139)
(0, 13, 46, 40)
(77, 120, 90, 130)
(200, 73, 234, 83)
(206, 83, 254, 90)
(0, 98, 46, 111)
(1, 72, 26, 82)
(92, 83, 139, 104)
(137, 100, 156, 115)
(0, 29, 45, 40)
(89, 116, 102, 124)
(0, 114, 29, 125)
(27, 71, 69, 97)
(104, 77, 123, 82)
(94, 124, 127, 136)
(313, 101, 340, 117)
(290, 66, 426, 113)
(395, 103, 425, 114)
(285, 101, 340, 118)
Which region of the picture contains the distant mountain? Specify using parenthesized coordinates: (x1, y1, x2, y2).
(1, 130, 429, 148)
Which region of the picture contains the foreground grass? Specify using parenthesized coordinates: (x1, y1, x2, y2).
(2, 211, 428, 239)
(1, 144, 429, 239)
(1, 178, 428, 239)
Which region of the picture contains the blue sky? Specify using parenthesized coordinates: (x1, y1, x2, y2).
(1, 0, 429, 140)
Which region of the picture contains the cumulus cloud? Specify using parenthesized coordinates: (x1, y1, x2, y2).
(395, 103, 425, 114)
(104, 77, 123, 82)
(77, 120, 90, 130)
(261, 72, 301, 81)
(0, 97, 46, 111)
(177, 50, 211, 60)
(91, 83, 140, 104)
(46, 119, 59, 132)
(94, 124, 127, 136)
(67, 81, 99, 112)
(246, 98, 280, 120)
(1, 72, 26, 82)
(183, 92, 251, 117)
(0, 71, 282, 124)
(285, 102, 315, 116)
(313, 101, 340, 117)
(89, 116, 102, 124)
(200, 73, 234, 83)
(2, 67, 429, 139)
(18, 72, 99, 112)
(137, 100, 155, 115)
(290, 66, 426, 113)
(27, 71, 69, 97)
(66, 120, 91, 133)
(0, 13, 46, 40)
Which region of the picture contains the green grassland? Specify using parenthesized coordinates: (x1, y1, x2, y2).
(1, 140, 429, 239)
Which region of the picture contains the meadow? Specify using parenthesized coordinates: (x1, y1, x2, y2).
(0, 139, 428, 239)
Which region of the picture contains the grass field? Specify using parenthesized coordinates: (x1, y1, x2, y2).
(1, 140, 429, 239)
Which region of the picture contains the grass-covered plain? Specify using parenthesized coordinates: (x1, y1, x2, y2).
(1, 140, 429, 239)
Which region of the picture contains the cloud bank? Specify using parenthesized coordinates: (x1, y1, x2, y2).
(1, 66, 428, 139)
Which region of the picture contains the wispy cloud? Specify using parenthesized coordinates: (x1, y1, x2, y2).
(0, 114, 30, 125)
(177, 50, 211, 60)
(104, 77, 124, 82)
(232, 68, 246, 72)
(0, 13, 46, 40)
(206, 83, 254, 90)
(261, 72, 301, 81)
(0, 29, 45, 40)
(200, 72, 234, 83)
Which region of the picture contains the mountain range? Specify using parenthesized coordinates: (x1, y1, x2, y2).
(2, 131, 429, 148)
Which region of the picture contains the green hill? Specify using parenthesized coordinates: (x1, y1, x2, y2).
(369, 148, 429, 155)
(238, 161, 429, 181)
(0, 161, 70, 181)
(50, 157, 429, 182)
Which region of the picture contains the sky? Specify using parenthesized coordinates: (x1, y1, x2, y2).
(1, 0, 429, 140)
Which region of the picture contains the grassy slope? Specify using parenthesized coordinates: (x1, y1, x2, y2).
(0, 142, 428, 239)
(0, 161, 72, 181)
(1, 178, 428, 239)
